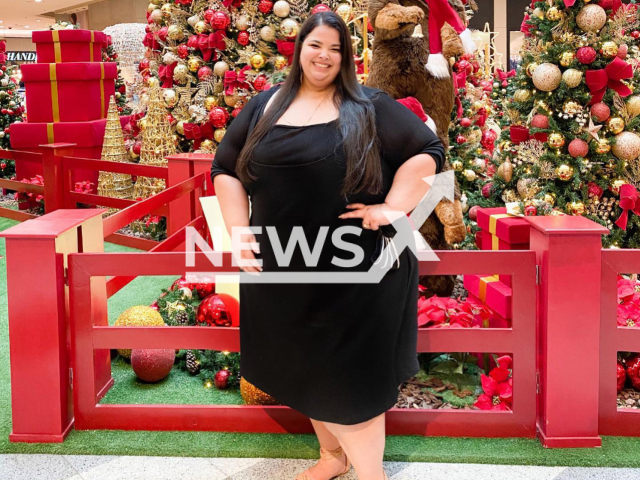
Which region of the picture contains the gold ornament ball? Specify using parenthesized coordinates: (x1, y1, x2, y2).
(610, 178, 627, 195)
(167, 24, 185, 41)
(213, 61, 230, 77)
(147, 76, 160, 88)
(497, 161, 514, 183)
(280, 18, 300, 40)
(548, 132, 566, 149)
(273, 0, 291, 17)
(568, 201, 585, 216)
(451, 160, 463, 171)
(626, 95, 640, 118)
(187, 15, 199, 27)
(555, 164, 574, 181)
(200, 139, 214, 150)
(559, 51, 575, 67)
(176, 120, 185, 135)
(517, 178, 541, 199)
(162, 88, 177, 108)
(526, 62, 538, 78)
(260, 25, 276, 42)
(532, 7, 544, 19)
(160, 3, 172, 17)
(606, 116, 625, 134)
(612, 131, 640, 160)
(204, 95, 218, 111)
(463, 169, 477, 182)
(596, 138, 611, 154)
(149, 9, 163, 23)
(194, 20, 210, 35)
(224, 93, 240, 108)
(562, 69, 583, 88)
(532, 63, 562, 92)
(576, 4, 607, 32)
(600, 41, 619, 58)
(139, 117, 150, 132)
(274, 55, 288, 69)
(173, 64, 189, 84)
(240, 377, 279, 405)
(188, 56, 203, 72)
(115, 306, 165, 358)
(336, 3, 352, 22)
(562, 100, 581, 115)
(514, 89, 532, 103)
(502, 189, 518, 203)
(148, 3, 159, 13)
(543, 193, 555, 206)
(236, 15, 250, 31)
(250, 53, 267, 70)
(214, 128, 227, 143)
(546, 6, 562, 21)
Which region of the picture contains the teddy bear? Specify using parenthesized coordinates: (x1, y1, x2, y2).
(366, 0, 473, 296)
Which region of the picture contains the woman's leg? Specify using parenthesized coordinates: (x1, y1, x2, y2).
(322, 412, 387, 480)
(295, 418, 351, 480)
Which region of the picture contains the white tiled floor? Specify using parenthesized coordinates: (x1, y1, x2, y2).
(2, 454, 640, 480)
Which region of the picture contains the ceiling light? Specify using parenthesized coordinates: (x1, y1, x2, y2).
(35, 0, 44, 2)
(24, 25, 30, 28)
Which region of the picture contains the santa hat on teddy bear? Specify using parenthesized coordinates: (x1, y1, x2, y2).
(424, 0, 477, 79)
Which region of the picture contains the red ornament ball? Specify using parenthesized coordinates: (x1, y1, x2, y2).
(524, 205, 538, 217)
(253, 75, 267, 91)
(211, 11, 231, 30)
(214, 369, 231, 389)
(187, 35, 199, 49)
(203, 8, 216, 23)
(568, 138, 589, 158)
(258, 0, 274, 14)
(209, 106, 230, 128)
(173, 276, 195, 291)
(617, 361, 627, 392)
(455, 135, 467, 144)
(133, 142, 142, 156)
(166, 113, 175, 124)
(198, 66, 213, 81)
(237, 31, 250, 46)
(157, 26, 168, 42)
(588, 182, 604, 199)
(480, 130, 498, 150)
(195, 278, 216, 299)
(618, 44, 628, 59)
(196, 293, 239, 327)
(577, 46, 597, 64)
(632, 31, 640, 39)
(598, 0, 613, 8)
(591, 102, 610, 122)
(177, 44, 189, 59)
(531, 114, 550, 129)
(312, 3, 331, 14)
(118, 84, 127, 94)
(459, 117, 472, 128)
(468, 205, 480, 221)
(455, 59, 473, 75)
(131, 348, 175, 382)
(482, 183, 493, 198)
(626, 355, 640, 390)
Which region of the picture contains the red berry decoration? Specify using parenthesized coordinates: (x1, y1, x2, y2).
(237, 31, 250, 46)
(311, 3, 331, 13)
(198, 66, 213, 81)
(524, 205, 538, 217)
(196, 293, 239, 327)
(258, 0, 273, 13)
(131, 349, 175, 383)
(531, 114, 550, 129)
(209, 106, 230, 128)
(455, 134, 467, 144)
(568, 138, 589, 158)
(214, 369, 231, 389)
(203, 8, 216, 23)
(626, 355, 640, 390)
(177, 44, 189, 59)
(211, 11, 230, 30)
(482, 183, 493, 198)
(468, 205, 480, 221)
(459, 117, 472, 128)
(577, 46, 597, 65)
(617, 360, 627, 392)
(587, 182, 604, 199)
(591, 102, 610, 122)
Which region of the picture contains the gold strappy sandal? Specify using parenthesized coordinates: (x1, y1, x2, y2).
(295, 445, 351, 480)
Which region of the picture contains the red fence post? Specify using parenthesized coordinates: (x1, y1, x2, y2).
(167, 153, 213, 236)
(527, 216, 608, 448)
(40, 143, 76, 213)
(0, 209, 111, 443)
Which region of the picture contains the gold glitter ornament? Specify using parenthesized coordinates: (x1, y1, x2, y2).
(606, 116, 625, 134)
(162, 89, 177, 108)
(514, 89, 532, 102)
(612, 131, 640, 160)
(562, 100, 581, 115)
(610, 178, 626, 195)
(224, 92, 240, 107)
(497, 161, 514, 182)
(147, 76, 160, 88)
(204, 95, 218, 111)
(260, 25, 276, 42)
(546, 6, 562, 21)
(517, 178, 541, 199)
(176, 120, 185, 135)
(274, 55, 288, 69)
(526, 62, 538, 77)
(532, 63, 562, 91)
(576, 4, 607, 33)
(214, 61, 230, 77)
(568, 201, 585, 215)
(544, 193, 556, 206)
(336, 3, 352, 22)
(160, 3, 172, 17)
(250, 53, 266, 69)
(502, 189, 518, 203)
(188, 56, 203, 72)
(200, 139, 214, 150)
(273, 0, 291, 17)
(626, 96, 640, 118)
(451, 160, 463, 171)
(559, 51, 575, 67)
(463, 169, 477, 181)
(167, 24, 185, 41)
(600, 41, 619, 58)
(555, 164, 574, 181)
(115, 306, 165, 358)
(562, 69, 583, 88)
(194, 21, 210, 35)
(214, 128, 227, 143)
(595, 138, 611, 154)
(236, 15, 249, 30)
(280, 18, 300, 40)
(240, 377, 279, 405)
(548, 132, 566, 149)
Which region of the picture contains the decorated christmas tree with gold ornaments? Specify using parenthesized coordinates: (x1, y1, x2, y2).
(483, 0, 640, 248)
(141, 0, 373, 153)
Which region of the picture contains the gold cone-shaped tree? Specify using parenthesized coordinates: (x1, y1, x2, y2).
(98, 96, 134, 208)
(134, 85, 176, 199)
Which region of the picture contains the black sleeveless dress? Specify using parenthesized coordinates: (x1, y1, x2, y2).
(210, 85, 444, 425)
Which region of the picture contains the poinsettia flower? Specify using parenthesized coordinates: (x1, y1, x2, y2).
(618, 278, 639, 301)
(418, 296, 461, 328)
(618, 301, 640, 327)
(490, 355, 512, 382)
(474, 356, 513, 411)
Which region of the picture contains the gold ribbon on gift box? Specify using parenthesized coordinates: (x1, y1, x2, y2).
(50, 31, 96, 62)
(479, 275, 499, 303)
(46, 123, 55, 144)
(49, 64, 60, 122)
(90, 31, 95, 62)
(100, 62, 105, 118)
(489, 213, 510, 251)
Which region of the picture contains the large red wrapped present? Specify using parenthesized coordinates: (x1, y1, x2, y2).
(463, 274, 512, 319)
(22, 62, 116, 123)
(478, 230, 529, 251)
(476, 207, 530, 244)
(33, 30, 107, 63)
(10, 116, 131, 185)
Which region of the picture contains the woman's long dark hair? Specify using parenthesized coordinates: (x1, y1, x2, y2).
(235, 11, 382, 198)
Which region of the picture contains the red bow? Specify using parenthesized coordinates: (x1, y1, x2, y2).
(495, 68, 516, 87)
(615, 184, 640, 230)
(453, 70, 467, 91)
(520, 14, 532, 37)
(184, 122, 214, 149)
(222, 0, 243, 7)
(198, 31, 227, 62)
(143, 32, 161, 51)
(158, 62, 176, 88)
(586, 57, 633, 105)
(224, 66, 251, 95)
(276, 40, 296, 64)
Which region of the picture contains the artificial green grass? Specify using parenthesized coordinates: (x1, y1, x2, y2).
(2, 218, 640, 466)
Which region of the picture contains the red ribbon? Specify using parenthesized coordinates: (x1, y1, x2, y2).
(276, 40, 296, 64)
(495, 68, 516, 87)
(615, 184, 640, 230)
(198, 31, 227, 62)
(222, 0, 243, 7)
(143, 32, 161, 51)
(224, 65, 251, 95)
(453, 71, 467, 91)
(510, 125, 530, 144)
(520, 14, 532, 37)
(455, 96, 463, 118)
(183, 122, 214, 149)
(158, 62, 176, 88)
(586, 57, 633, 105)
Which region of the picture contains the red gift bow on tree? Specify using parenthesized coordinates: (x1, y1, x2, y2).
(586, 57, 633, 105)
(184, 122, 215, 149)
(224, 66, 251, 95)
(495, 68, 515, 87)
(158, 62, 176, 88)
(453, 70, 467, 91)
(276, 40, 296, 64)
(222, 0, 243, 7)
(199, 31, 227, 62)
(615, 184, 640, 230)
(143, 32, 161, 51)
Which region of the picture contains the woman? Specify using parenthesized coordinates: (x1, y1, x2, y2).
(211, 11, 444, 480)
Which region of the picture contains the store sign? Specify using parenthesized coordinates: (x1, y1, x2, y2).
(6, 51, 37, 62)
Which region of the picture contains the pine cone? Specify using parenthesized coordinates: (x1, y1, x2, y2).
(186, 351, 200, 374)
(175, 310, 190, 326)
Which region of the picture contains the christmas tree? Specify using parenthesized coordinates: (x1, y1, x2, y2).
(0, 54, 26, 179)
(484, 1, 640, 248)
(103, 35, 133, 116)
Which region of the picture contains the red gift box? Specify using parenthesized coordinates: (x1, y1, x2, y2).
(509, 125, 530, 145)
(33, 30, 106, 63)
(464, 274, 512, 319)
(22, 62, 116, 123)
(10, 116, 131, 186)
(478, 230, 529, 251)
(477, 207, 530, 244)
